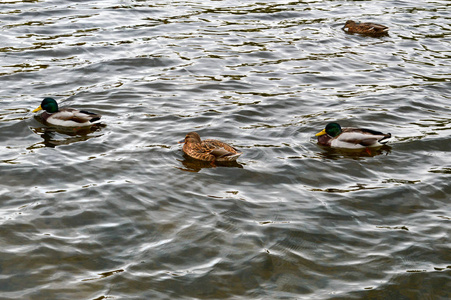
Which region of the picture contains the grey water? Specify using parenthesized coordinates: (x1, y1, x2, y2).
(1, 0, 450, 299)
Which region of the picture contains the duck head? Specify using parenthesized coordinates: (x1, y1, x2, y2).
(343, 20, 356, 30)
(33, 97, 59, 113)
(180, 132, 202, 144)
(316, 122, 342, 137)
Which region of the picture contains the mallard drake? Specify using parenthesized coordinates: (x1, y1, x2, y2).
(315, 122, 391, 149)
(343, 20, 389, 36)
(33, 97, 101, 127)
(180, 132, 242, 162)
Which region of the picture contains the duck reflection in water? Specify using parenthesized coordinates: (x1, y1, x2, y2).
(316, 144, 392, 160)
(178, 154, 244, 172)
(29, 124, 105, 148)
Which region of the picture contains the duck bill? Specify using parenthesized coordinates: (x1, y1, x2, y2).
(178, 139, 185, 144)
(315, 129, 327, 136)
(32, 105, 42, 113)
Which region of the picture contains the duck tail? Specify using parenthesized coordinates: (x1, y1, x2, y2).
(379, 133, 391, 144)
(222, 152, 242, 161)
(79, 110, 102, 123)
(90, 116, 101, 123)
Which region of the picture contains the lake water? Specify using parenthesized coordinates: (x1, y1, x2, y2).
(1, 0, 450, 299)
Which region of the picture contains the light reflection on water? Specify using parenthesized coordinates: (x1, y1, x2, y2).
(0, 0, 450, 299)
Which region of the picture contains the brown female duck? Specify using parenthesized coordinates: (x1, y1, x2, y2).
(343, 20, 389, 36)
(180, 132, 242, 162)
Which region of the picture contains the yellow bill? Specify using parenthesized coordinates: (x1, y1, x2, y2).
(315, 129, 326, 136)
(32, 105, 42, 113)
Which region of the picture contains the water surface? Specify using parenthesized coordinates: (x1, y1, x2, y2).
(0, 0, 450, 299)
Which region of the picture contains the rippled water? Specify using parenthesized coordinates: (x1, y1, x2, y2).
(1, 0, 450, 299)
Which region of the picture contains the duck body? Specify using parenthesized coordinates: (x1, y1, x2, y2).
(316, 123, 391, 149)
(343, 20, 389, 36)
(181, 132, 242, 162)
(33, 98, 101, 127)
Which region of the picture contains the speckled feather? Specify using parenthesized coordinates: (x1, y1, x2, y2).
(182, 132, 242, 162)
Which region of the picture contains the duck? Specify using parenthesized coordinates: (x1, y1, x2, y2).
(342, 20, 389, 36)
(32, 97, 101, 127)
(180, 132, 242, 162)
(315, 122, 391, 149)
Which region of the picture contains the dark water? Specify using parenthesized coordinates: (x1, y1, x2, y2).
(1, 0, 450, 299)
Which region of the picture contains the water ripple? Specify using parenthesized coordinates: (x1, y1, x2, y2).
(1, 0, 450, 299)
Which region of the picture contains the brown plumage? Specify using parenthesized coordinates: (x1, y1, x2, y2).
(343, 20, 389, 36)
(180, 132, 242, 162)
